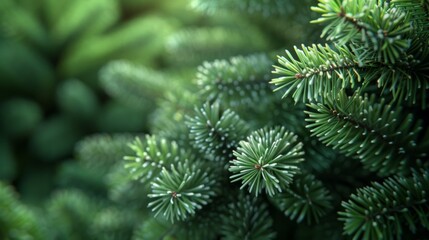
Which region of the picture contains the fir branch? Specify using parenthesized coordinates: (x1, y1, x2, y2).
(311, 0, 412, 64)
(339, 169, 429, 240)
(177, 197, 226, 240)
(270, 173, 333, 224)
(366, 47, 429, 107)
(305, 92, 426, 176)
(136, 197, 224, 239)
(392, 0, 429, 34)
(151, 89, 198, 148)
(230, 126, 304, 196)
(124, 136, 191, 183)
(147, 161, 217, 222)
(272, 42, 429, 106)
(220, 194, 276, 240)
(186, 102, 250, 161)
(270, 39, 429, 108)
(196, 54, 273, 107)
(352, 32, 429, 107)
(271, 44, 360, 103)
(395, 35, 429, 107)
(106, 163, 150, 209)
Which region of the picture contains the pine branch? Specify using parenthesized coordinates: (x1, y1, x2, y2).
(147, 160, 217, 222)
(311, 0, 412, 64)
(270, 173, 333, 224)
(364, 41, 429, 107)
(271, 44, 360, 103)
(177, 197, 226, 239)
(151, 89, 198, 149)
(186, 102, 250, 161)
(106, 163, 151, 209)
(339, 169, 429, 240)
(124, 136, 191, 183)
(196, 54, 273, 107)
(134, 198, 225, 239)
(305, 92, 426, 175)
(272, 42, 429, 107)
(229, 126, 304, 196)
(392, 0, 429, 34)
(196, 53, 307, 132)
(220, 193, 276, 240)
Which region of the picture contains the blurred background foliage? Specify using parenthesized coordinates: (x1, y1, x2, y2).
(0, 0, 319, 239)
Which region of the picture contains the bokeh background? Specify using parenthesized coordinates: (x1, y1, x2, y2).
(0, 0, 319, 238)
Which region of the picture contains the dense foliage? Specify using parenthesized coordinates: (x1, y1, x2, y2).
(1, 0, 428, 239)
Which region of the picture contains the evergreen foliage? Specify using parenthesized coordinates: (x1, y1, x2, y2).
(230, 126, 304, 196)
(270, 173, 332, 224)
(124, 136, 190, 182)
(220, 194, 277, 240)
(273, 0, 429, 107)
(1, 0, 428, 239)
(272, 44, 360, 103)
(196, 54, 273, 107)
(339, 170, 429, 239)
(147, 160, 217, 222)
(76, 134, 135, 173)
(186, 103, 250, 161)
(305, 92, 427, 175)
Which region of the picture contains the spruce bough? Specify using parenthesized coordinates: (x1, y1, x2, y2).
(122, 0, 429, 239)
